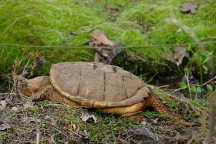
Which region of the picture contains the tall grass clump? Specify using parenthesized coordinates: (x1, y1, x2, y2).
(0, 0, 103, 74)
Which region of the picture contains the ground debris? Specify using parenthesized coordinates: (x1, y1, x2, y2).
(23, 100, 35, 109)
(0, 100, 7, 110)
(0, 115, 11, 131)
(0, 123, 11, 131)
(80, 112, 97, 123)
(22, 116, 41, 124)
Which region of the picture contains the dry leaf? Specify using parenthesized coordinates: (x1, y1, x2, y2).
(90, 29, 116, 47)
(0, 123, 11, 131)
(180, 2, 198, 14)
(11, 106, 20, 111)
(80, 112, 97, 123)
(168, 45, 189, 66)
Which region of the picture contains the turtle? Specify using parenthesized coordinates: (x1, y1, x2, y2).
(16, 62, 197, 126)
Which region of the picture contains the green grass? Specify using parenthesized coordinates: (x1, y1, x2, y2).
(0, 0, 215, 75)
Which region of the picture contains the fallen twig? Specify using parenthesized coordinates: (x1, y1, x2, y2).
(0, 93, 16, 96)
(36, 128, 40, 144)
(197, 75, 216, 87)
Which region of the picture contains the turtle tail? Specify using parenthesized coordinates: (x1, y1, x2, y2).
(149, 93, 199, 127)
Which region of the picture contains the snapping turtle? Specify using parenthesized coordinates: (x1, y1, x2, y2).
(17, 62, 196, 126)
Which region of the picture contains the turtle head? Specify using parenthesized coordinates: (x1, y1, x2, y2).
(13, 74, 30, 96)
(14, 74, 50, 96)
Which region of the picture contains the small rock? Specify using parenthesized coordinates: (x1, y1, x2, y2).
(128, 126, 159, 142)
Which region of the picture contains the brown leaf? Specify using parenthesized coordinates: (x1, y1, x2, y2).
(180, 2, 198, 14)
(90, 29, 116, 47)
(168, 45, 189, 66)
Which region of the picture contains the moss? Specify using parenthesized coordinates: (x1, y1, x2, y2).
(0, 0, 215, 75)
(0, 0, 102, 74)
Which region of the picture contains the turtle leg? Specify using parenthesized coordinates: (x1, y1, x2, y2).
(31, 85, 52, 101)
(148, 93, 200, 127)
(99, 102, 146, 123)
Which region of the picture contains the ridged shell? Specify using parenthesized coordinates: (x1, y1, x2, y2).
(50, 62, 150, 108)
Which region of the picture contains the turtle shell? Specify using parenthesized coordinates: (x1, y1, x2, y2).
(50, 62, 150, 108)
